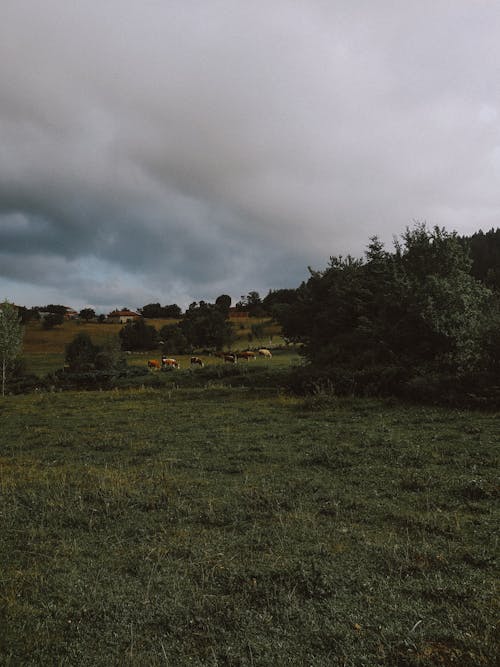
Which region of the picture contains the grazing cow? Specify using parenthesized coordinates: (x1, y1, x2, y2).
(236, 351, 256, 360)
(190, 356, 204, 367)
(258, 348, 272, 358)
(223, 354, 236, 363)
(148, 359, 160, 370)
(162, 358, 179, 369)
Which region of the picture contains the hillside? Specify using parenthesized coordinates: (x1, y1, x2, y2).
(21, 317, 284, 376)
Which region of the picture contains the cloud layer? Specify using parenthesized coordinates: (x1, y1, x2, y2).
(1, 1, 500, 311)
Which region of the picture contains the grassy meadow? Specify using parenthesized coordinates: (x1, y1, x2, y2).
(21, 317, 286, 376)
(1, 386, 498, 665)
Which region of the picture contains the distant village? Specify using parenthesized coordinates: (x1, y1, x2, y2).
(38, 307, 145, 324)
(13, 302, 256, 326)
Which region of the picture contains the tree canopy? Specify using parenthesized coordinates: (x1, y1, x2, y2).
(159, 301, 234, 353)
(276, 224, 494, 376)
(65, 333, 125, 371)
(119, 318, 159, 351)
(140, 303, 182, 318)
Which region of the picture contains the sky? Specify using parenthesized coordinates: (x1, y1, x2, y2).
(1, 1, 500, 313)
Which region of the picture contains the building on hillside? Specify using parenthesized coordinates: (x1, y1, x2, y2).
(64, 307, 78, 319)
(107, 309, 142, 324)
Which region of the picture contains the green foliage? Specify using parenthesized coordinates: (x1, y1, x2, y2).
(277, 224, 494, 382)
(17, 306, 40, 324)
(159, 323, 190, 355)
(65, 333, 100, 371)
(180, 301, 234, 350)
(215, 294, 232, 314)
(459, 227, 500, 291)
(78, 307, 95, 321)
(0, 301, 24, 396)
(43, 304, 67, 314)
(263, 287, 300, 319)
(250, 322, 265, 339)
(119, 317, 159, 351)
(237, 290, 266, 316)
(65, 333, 126, 373)
(42, 312, 64, 329)
(94, 336, 126, 370)
(140, 302, 182, 318)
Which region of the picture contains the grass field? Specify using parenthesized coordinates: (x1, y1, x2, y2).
(1, 387, 498, 665)
(21, 318, 285, 376)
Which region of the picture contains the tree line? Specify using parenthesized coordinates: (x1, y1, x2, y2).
(2, 223, 499, 403)
(274, 224, 500, 402)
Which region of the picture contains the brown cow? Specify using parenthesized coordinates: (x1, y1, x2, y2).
(162, 358, 179, 369)
(236, 351, 256, 360)
(148, 359, 160, 370)
(190, 356, 204, 367)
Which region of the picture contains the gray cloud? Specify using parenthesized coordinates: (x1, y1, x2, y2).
(1, 1, 500, 311)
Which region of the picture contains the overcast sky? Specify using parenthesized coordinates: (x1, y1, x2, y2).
(1, 1, 499, 312)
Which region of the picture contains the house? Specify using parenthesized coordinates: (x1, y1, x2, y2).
(107, 309, 142, 324)
(64, 307, 78, 320)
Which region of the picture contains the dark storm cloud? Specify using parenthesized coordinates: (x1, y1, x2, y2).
(1, 1, 500, 310)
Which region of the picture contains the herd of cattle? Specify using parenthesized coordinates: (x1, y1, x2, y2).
(148, 349, 273, 370)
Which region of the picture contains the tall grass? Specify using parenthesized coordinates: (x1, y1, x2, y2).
(1, 389, 498, 665)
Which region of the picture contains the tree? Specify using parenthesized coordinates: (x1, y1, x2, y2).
(263, 288, 300, 320)
(17, 306, 40, 324)
(236, 291, 265, 317)
(162, 304, 182, 318)
(43, 304, 67, 315)
(95, 336, 126, 370)
(0, 301, 24, 396)
(119, 318, 159, 351)
(79, 308, 96, 321)
(65, 333, 100, 371)
(42, 312, 64, 329)
(159, 324, 190, 355)
(140, 303, 182, 318)
(140, 303, 163, 318)
(215, 294, 232, 315)
(179, 301, 234, 350)
(276, 224, 493, 375)
(393, 225, 492, 371)
(459, 227, 500, 292)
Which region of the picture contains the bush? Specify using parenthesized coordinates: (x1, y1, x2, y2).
(51, 366, 148, 391)
(65, 333, 100, 371)
(287, 364, 500, 408)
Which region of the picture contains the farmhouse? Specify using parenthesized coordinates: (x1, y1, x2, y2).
(64, 307, 78, 320)
(107, 309, 142, 324)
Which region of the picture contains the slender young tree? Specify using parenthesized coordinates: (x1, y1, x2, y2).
(0, 301, 24, 396)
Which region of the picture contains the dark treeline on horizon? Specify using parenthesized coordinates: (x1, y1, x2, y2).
(12, 227, 500, 322)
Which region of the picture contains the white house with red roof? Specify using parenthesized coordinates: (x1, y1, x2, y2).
(107, 309, 142, 324)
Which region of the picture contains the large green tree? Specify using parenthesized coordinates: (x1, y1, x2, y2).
(277, 224, 493, 375)
(0, 301, 24, 396)
(119, 318, 159, 351)
(66, 333, 125, 371)
(65, 333, 100, 371)
(180, 301, 234, 350)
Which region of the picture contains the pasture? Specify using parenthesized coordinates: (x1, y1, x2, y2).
(21, 317, 286, 376)
(0, 387, 498, 665)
